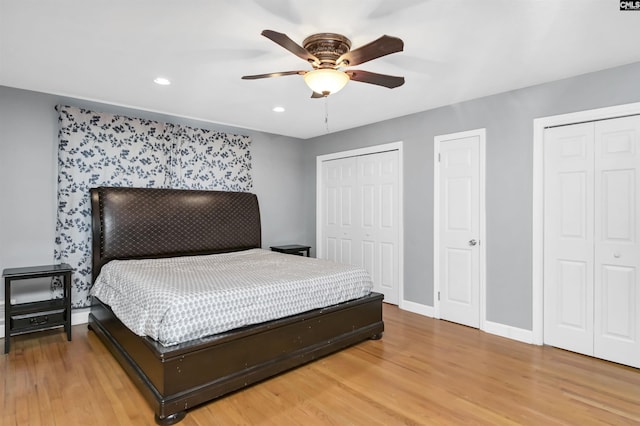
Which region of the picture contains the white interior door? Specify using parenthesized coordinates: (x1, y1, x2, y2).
(436, 132, 482, 328)
(593, 116, 640, 368)
(543, 115, 640, 368)
(543, 123, 595, 355)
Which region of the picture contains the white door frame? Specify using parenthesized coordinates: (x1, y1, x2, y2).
(433, 128, 487, 329)
(316, 141, 404, 305)
(532, 101, 640, 345)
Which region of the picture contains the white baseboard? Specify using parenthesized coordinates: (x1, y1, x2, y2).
(0, 307, 90, 339)
(399, 299, 435, 317)
(483, 320, 535, 345)
(398, 299, 536, 346)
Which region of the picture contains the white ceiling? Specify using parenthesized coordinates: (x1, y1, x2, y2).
(2, 0, 640, 139)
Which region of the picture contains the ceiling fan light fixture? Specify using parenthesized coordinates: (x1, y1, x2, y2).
(303, 69, 349, 96)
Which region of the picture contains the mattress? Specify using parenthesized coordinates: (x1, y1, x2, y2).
(90, 248, 373, 346)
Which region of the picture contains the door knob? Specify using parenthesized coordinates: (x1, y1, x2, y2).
(469, 239, 478, 246)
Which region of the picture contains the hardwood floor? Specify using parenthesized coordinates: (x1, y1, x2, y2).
(2, 304, 639, 425)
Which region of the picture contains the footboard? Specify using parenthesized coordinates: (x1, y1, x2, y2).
(88, 292, 384, 424)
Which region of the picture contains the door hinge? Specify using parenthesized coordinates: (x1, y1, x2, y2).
(437, 291, 440, 301)
(438, 153, 441, 162)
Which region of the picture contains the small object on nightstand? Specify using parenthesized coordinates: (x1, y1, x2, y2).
(3, 263, 73, 354)
(270, 244, 311, 257)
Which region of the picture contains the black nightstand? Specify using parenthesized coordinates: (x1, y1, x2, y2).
(3, 264, 73, 354)
(270, 244, 311, 257)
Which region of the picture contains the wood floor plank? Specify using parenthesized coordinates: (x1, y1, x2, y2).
(2, 305, 639, 425)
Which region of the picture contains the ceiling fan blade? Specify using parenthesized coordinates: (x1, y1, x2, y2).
(261, 30, 319, 65)
(242, 70, 305, 80)
(338, 35, 404, 66)
(346, 70, 405, 88)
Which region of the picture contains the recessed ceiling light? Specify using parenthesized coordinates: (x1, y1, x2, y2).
(154, 77, 171, 86)
(272, 106, 285, 112)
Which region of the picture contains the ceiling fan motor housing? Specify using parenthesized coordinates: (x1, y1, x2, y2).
(303, 33, 352, 67)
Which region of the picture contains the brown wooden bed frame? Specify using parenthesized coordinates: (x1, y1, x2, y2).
(87, 187, 384, 425)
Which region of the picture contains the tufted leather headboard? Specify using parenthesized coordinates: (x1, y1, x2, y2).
(90, 186, 261, 281)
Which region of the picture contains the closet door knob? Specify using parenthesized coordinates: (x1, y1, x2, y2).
(469, 239, 477, 246)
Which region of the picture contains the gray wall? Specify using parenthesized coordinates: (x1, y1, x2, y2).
(302, 61, 640, 330)
(3, 61, 640, 328)
(0, 85, 308, 303)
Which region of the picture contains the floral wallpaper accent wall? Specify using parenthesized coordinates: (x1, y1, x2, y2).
(54, 105, 252, 308)
(169, 124, 252, 191)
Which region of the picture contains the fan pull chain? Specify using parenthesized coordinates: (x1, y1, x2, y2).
(325, 96, 330, 133)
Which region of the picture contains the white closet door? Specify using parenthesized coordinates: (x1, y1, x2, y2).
(320, 150, 401, 305)
(322, 157, 359, 265)
(358, 151, 400, 304)
(594, 116, 640, 368)
(544, 116, 640, 368)
(543, 123, 595, 355)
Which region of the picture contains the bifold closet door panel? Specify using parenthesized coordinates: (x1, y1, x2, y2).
(543, 122, 595, 356)
(357, 150, 400, 305)
(322, 157, 359, 265)
(593, 115, 640, 368)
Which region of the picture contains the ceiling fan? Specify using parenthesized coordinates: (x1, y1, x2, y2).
(242, 30, 405, 98)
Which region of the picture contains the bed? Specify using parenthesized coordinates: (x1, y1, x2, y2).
(87, 186, 384, 425)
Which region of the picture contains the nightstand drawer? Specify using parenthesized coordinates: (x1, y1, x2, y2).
(11, 308, 66, 331)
